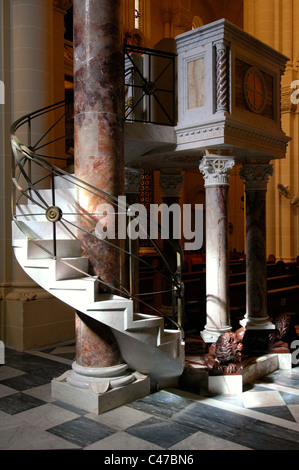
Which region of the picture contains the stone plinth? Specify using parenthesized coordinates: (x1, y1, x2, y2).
(52, 370, 150, 415)
(180, 353, 292, 396)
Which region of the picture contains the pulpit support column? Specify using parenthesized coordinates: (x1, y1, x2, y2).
(240, 162, 275, 338)
(199, 154, 235, 343)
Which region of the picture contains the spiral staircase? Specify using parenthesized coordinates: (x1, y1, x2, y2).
(10, 102, 185, 400)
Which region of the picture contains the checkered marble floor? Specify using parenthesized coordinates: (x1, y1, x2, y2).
(1, 342, 299, 450)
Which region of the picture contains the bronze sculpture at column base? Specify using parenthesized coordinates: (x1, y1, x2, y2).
(268, 313, 291, 353)
(203, 328, 245, 375)
(203, 314, 293, 376)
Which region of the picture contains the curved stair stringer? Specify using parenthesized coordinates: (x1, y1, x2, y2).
(12, 221, 185, 384)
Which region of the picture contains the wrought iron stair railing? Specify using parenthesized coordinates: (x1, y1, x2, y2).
(124, 43, 176, 126)
(10, 101, 184, 332)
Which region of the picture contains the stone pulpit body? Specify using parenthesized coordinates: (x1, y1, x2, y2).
(175, 19, 290, 345)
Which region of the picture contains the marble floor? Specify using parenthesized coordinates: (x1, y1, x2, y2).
(1, 342, 299, 451)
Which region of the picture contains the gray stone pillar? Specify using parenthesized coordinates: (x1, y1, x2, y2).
(239, 162, 275, 331)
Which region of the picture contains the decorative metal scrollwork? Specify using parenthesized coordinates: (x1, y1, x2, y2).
(46, 206, 62, 222)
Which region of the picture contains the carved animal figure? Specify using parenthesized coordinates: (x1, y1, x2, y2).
(269, 313, 291, 353)
(204, 328, 245, 375)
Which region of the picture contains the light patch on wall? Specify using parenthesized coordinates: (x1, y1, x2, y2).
(188, 58, 205, 109)
(135, 0, 141, 29)
(0, 80, 4, 104)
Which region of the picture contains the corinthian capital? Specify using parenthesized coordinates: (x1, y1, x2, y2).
(199, 155, 234, 186)
(239, 162, 273, 190)
(124, 168, 142, 194)
(159, 169, 183, 197)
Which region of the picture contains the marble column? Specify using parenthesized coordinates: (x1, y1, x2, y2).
(159, 169, 183, 319)
(73, 0, 124, 370)
(73, 0, 124, 291)
(199, 153, 235, 343)
(239, 161, 275, 333)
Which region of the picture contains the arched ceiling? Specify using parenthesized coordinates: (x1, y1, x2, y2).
(191, 0, 244, 28)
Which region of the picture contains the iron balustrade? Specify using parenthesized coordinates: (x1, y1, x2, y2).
(10, 101, 184, 330)
(124, 44, 177, 126)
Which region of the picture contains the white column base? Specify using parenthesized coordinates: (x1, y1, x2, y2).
(0, 341, 4, 364)
(240, 315, 275, 330)
(200, 325, 232, 343)
(51, 362, 151, 414)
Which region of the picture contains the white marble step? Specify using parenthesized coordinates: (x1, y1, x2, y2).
(48, 277, 100, 305)
(16, 203, 77, 221)
(12, 218, 76, 242)
(126, 312, 164, 331)
(16, 220, 77, 241)
(27, 188, 77, 207)
(11, 227, 185, 383)
(27, 239, 81, 259)
(53, 174, 76, 189)
(23, 256, 89, 281)
(12, 235, 82, 260)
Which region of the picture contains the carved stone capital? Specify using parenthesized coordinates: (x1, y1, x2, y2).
(199, 155, 234, 187)
(159, 169, 183, 197)
(239, 163, 274, 191)
(124, 168, 142, 194)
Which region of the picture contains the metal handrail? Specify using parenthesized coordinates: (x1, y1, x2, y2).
(124, 44, 176, 126)
(10, 101, 184, 331)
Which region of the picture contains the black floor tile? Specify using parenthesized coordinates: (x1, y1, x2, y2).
(0, 392, 46, 415)
(47, 416, 116, 447)
(173, 401, 253, 441)
(280, 391, 299, 405)
(128, 390, 196, 419)
(1, 373, 52, 391)
(235, 419, 299, 450)
(4, 349, 70, 378)
(250, 405, 297, 422)
(53, 400, 88, 416)
(126, 416, 195, 448)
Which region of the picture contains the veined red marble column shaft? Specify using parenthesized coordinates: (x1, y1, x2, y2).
(73, 0, 124, 290)
(73, 0, 124, 368)
(199, 155, 234, 342)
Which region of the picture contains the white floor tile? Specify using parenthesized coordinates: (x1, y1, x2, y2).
(0, 366, 25, 380)
(0, 384, 18, 398)
(85, 405, 152, 430)
(242, 390, 285, 408)
(0, 419, 79, 450)
(16, 403, 80, 430)
(170, 430, 251, 450)
(24, 383, 55, 402)
(84, 431, 164, 450)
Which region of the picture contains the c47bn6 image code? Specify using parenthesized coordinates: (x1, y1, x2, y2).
(147, 454, 194, 465)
